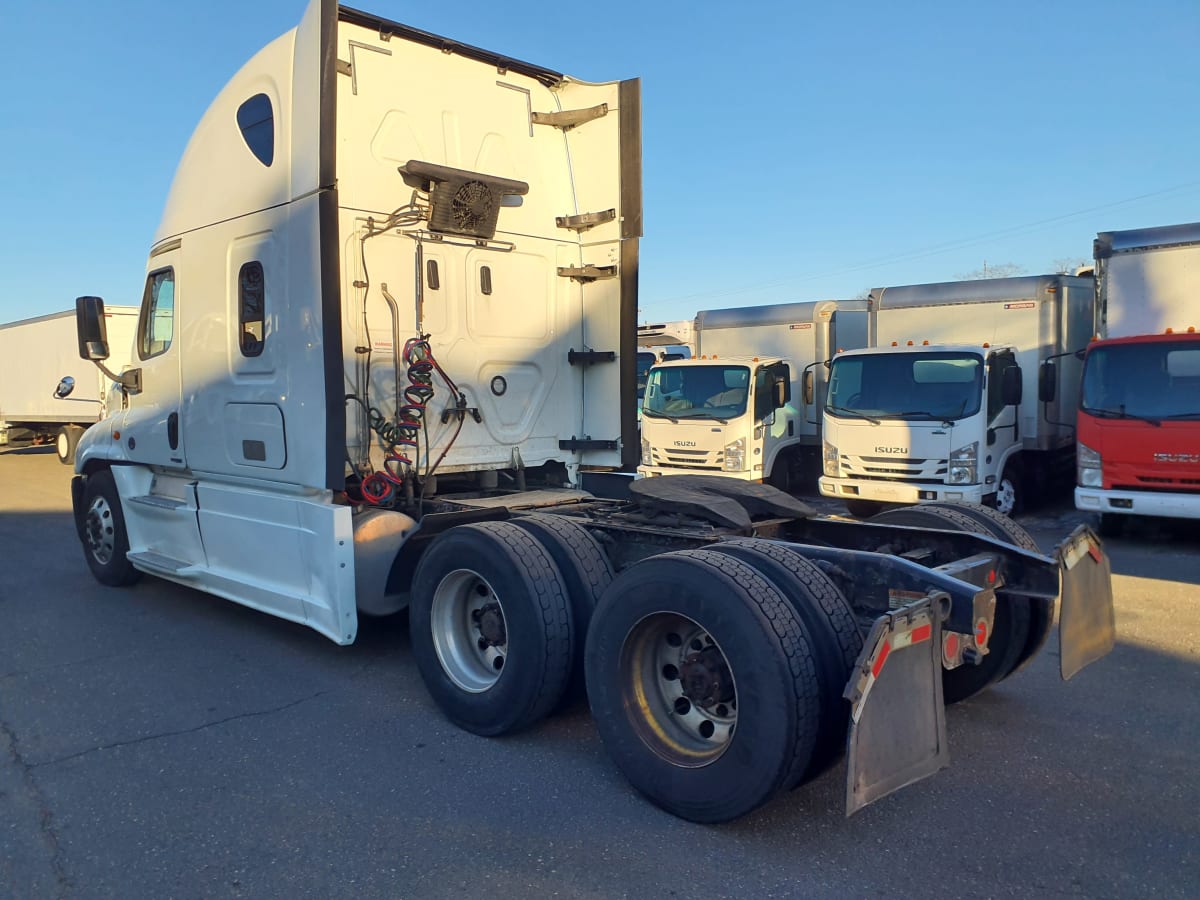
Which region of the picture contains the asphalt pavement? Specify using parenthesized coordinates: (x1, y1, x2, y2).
(2, 448, 1197, 898)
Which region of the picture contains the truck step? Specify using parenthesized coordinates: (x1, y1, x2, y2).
(127, 494, 189, 511)
(126, 551, 199, 578)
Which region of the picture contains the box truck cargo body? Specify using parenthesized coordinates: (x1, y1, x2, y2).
(820, 276, 1092, 517)
(1076, 222, 1200, 530)
(0, 307, 137, 462)
(637, 300, 869, 489)
(61, 0, 1114, 824)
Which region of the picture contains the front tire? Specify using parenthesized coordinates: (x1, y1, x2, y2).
(80, 470, 141, 587)
(844, 499, 884, 519)
(1097, 513, 1124, 538)
(989, 463, 1023, 517)
(409, 522, 574, 736)
(585, 549, 822, 823)
(56, 424, 85, 465)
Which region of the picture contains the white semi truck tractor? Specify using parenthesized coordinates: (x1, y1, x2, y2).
(66, 0, 1115, 823)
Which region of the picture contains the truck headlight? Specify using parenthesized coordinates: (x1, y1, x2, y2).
(948, 441, 978, 485)
(1077, 441, 1102, 488)
(641, 435, 651, 466)
(724, 437, 746, 471)
(823, 440, 838, 477)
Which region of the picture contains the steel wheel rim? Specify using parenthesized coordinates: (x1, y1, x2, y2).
(430, 569, 508, 693)
(85, 495, 116, 565)
(995, 478, 1016, 516)
(620, 612, 737, 767)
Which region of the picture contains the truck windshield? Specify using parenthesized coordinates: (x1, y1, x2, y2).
(1081, 341, 1200, 420)
(827, 351, 983, 421)
(636, 351, 657, 401)
(643, 364, 750, 419)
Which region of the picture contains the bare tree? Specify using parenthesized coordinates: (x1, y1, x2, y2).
(1051, 257, 1091, 275)
(954, 261, 1025, 280)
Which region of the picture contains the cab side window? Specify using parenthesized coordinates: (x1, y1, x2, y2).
(138, 269, 175, 359)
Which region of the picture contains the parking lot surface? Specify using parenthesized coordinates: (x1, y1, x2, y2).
(2, 448, 1197, 898)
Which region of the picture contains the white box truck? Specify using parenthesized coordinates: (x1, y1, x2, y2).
(1076, 222, 1200, 532)
(637, 299, 869, 490)
(0, 307, 137, 462)
(62, 0, 1114, 823)
(820, 275, 1093, 517)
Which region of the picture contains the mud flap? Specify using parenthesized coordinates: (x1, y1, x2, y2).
(844, 594, 949, 816)
(1056, 526, 1116, 680)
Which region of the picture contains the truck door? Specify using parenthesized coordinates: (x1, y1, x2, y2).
(120, 249, 186, 469)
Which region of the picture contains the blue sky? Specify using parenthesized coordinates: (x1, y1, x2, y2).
(2, 0, 1197, 325)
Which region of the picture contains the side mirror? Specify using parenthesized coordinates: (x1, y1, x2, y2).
(76, 296, 110, 361)
(1038, 361, 1057, 403)
(773, 374, 790, 409)
(54, 376, 76, 399)
(802, 370, 814, 406)
(1002, 366, 1023, 406)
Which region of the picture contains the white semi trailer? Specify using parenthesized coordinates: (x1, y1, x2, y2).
(820, 275, 1093, 518)
(637, 299, 870, 490)
(65, 0, 1114, 823)
(0, 307, 137, 462)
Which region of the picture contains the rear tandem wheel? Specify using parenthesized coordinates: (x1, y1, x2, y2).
(409, 522, 575, 736)
(584, 549, 823, 823)
(704, 538, 863, 781)
(867, 504, 1033, 704)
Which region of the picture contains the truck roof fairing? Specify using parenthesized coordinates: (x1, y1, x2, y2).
(1095, 221, 1200, 257)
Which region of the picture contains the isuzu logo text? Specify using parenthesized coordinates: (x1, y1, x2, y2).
(674, 440, 697, 447)
(875, 446, 907, 454)
(1154, 452, 1200, 463)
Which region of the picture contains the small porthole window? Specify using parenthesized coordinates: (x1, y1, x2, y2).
(239, 262, 265, 357)
(237, 94, 274, 167)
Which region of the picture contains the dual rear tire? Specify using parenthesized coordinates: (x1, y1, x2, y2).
(410, 522, 863, 823)
(866, 502, 1049, 702)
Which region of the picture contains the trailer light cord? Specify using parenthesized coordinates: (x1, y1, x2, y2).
(350, 336, 467, 508)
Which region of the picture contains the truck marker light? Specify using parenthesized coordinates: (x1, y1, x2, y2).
(113, 431, 121, 440)
(944, 631, 960, 660)
(891, 341, 899, 347)
(906, 340, 914, 346)
(1166, 328, 1174, 334)
(975, 619, 989, 649)
(982, 342, 990, 348)
(922, 340, 929, 345)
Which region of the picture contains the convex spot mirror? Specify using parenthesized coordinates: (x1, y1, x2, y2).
(54, 376, 76, 399)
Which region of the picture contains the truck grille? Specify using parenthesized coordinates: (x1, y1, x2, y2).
(841, 454, 948, 483)
(1115, 477, 1200, 491)
(650, 447, 723, 470)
